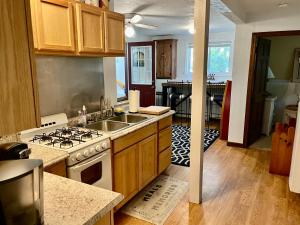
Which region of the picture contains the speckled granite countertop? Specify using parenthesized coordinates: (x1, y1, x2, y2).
(29, 144, 69, 168)
(109, 110, 175, 140)
(44, 173, 123, 225)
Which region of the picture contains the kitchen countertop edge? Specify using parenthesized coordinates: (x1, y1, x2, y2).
(109, 110, 175, 140)
(29, 144, 69, 168)
(44, 172, 123, 225)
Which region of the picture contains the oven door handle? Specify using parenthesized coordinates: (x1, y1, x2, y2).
(72, 152, 108, 171)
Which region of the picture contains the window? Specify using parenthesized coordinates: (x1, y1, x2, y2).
(186, 43, 232, 76)
(187, 46, 194, 74)
(116, 57, 127, 101)
(207, 43, 231, 75)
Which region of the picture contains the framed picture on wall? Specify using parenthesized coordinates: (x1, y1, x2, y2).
(293, 48, 300, 82)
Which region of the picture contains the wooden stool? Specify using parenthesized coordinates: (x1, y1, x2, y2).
(269, 123, 295, 176)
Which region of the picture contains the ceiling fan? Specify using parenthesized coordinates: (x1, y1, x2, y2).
(125, 14, 158, 37)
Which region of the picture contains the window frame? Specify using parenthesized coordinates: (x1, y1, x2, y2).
(116, 56, 128, 102)
(207, 42, 232, 76)
(185, 42, 233, 79)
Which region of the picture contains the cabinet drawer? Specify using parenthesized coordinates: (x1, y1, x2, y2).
(113, 123, 157, 154)
(158, 116, 172, 130)
(159, 127, 172, 152)
(158, 147, 171, 174)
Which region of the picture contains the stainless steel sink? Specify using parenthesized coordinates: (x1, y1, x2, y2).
(86, 120, 129, 132)
(109, 114, 148, 124)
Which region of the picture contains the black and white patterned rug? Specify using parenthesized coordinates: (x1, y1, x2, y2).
(172, 125, 219, 167)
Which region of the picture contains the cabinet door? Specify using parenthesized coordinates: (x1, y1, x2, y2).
(138, 134, 157, 189)
(34, 0, 75, 52)
(104, 11, 125, 55)
(113, 144, 139, 210)
(163, 41, 173, 77)
(156, 41, 164, 77)
(75, 3, 105, 54)
(0, 0, 40, 136)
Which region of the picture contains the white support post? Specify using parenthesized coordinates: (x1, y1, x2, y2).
(189, 0, 210, 204)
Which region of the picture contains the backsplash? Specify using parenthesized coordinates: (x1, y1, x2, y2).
(35, 56, 105, 118)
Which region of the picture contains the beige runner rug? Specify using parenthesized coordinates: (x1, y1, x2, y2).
(122, 175, 188, 225)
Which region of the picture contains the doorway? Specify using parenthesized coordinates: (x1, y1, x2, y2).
(128, 41, 156, 107)
(244, 30, 300, 147)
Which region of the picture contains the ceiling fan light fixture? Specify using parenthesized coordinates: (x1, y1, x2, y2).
(125, 25, 135, 38)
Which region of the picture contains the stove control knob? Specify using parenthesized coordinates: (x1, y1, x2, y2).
(95, 145, 101, 152)
(83, 150, 89, 157)
(76, 153, 82, 161)
(90, 148, 95, 154)
(101, 142, 108, 150)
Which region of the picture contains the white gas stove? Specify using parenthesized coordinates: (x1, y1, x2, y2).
(20, 113, 112, 190)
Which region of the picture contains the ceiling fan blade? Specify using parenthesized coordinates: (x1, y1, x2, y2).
(134, 23, 158, 30)
(142, 14, 191, 19)
(131, 4, 154, 13)
(130, 14, 143, 24)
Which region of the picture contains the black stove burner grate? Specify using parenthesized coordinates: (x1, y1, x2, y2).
(30, 127, 102, 149)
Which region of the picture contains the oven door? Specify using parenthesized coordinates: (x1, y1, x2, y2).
(67, 149, 112, 190)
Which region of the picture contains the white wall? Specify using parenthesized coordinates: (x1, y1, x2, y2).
(126, 32, 151, 42)
(228, 14, 300, 144)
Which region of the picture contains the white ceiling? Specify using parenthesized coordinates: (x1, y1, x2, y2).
(222, 0, 300, 22)
(241, 0, 300, 16)
(114, 0, 235, 36)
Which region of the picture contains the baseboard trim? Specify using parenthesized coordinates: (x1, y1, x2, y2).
(227, 142, 245, 148)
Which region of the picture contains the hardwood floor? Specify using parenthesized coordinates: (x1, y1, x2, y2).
(114, 139, 300, 225)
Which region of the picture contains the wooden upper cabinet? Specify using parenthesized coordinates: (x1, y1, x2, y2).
(104, 11, 125, 55)
(0, 0, 40, 136)
(31, 0, 75, 52)
(75, 3, 105, 54)
(156, 39, 177, 79)
(29, 0, 125, 56)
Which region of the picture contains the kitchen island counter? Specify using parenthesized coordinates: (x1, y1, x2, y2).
(44, 172, 123, 225)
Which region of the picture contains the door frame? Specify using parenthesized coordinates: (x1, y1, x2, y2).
(243, 30, 300, 147)
(128, 41, 156, 86)
(127, 41, 156, 106)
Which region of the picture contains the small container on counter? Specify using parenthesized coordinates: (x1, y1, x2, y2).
(91, 0, 99, 7)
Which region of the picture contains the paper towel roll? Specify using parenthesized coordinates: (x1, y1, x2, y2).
(129, 90, 140, 113)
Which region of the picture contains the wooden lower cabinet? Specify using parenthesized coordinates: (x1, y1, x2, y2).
(44, 160, 66, 177)
(95, 211, 113, 225)
(158, 127, 172, 152)
(139, 134, 157, 189)
(113, 119, 172, 211)
(158, 147, 172, 174)
(113, 144, 139, 210)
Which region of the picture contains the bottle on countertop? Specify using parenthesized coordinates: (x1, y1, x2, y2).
(82, 105, 87, 126)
